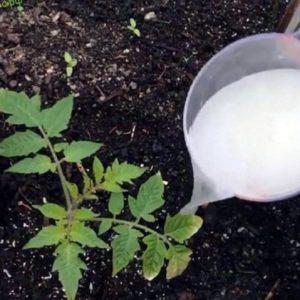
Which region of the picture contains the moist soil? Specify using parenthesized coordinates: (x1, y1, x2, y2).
(0, 1, 299, 299)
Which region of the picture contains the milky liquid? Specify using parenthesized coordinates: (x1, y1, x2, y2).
(189, 69, 300, 201)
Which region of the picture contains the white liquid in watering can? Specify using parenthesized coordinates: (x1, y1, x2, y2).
(188, 68, 300, 205)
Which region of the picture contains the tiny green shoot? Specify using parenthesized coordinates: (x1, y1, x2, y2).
(17, 5, 24, 12)
(127, 18, 141, 37)
(64, 52, 77, 78)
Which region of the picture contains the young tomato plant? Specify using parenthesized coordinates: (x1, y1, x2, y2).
(127, 18, 141, 37)
(64, 51, 77, 77)
(0, 90, 203, 300)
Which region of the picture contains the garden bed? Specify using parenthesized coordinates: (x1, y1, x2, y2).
(1, 1, 299, 299)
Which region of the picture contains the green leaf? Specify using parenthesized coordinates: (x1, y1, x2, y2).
(33, 203, 67, 219)
(130, 18, 136, 28)
(70, 59, 77, 68)
(53, 242, 86, 300)
(98, 220, 112, 235)
(111, 225, 143, 275)
(81, 168, 98, 199)
(164, 214, 203, 243)
(104, 159, 145, 185)
(54, 142, 69, 152)
(128, 172, 164, 221)
(142, 234, 167, 280)
(66, 67, 73, 77)
(23, 225, 65, 249)
(74, 208, 99, 220)
(93, 157, 104, 184)
(101, 181, 123, 193)
(0, 130, 46, 157)
(31, 94, 41, 106)
(63, 141, 102, 162)
(108, 193, 124, 216)
(83, 173, 93, 194)
(166, 245, 192, 279)
(6, 154, 56, 174)
(142, 214, 155, 223)
(83, 194, 98, 201)
(41, 95, 73, 137)
(134, 29, 141, 37)
(0, 90, 41, 127)
(66, 181, 79, 200)
(70, 222, 108, 248)
(113, 225, 143, 236)
(64, 52, 73, 63)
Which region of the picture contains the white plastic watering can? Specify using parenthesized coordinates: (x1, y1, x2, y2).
(182, 31, 300, 213)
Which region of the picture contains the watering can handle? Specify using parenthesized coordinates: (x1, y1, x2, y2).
(278, 0, 300, 34)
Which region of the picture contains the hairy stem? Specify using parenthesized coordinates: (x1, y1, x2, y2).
(91, 217, 172, 246)
(38, 126, 72, 214)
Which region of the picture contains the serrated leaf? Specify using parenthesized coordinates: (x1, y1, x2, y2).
(54, 142, 69, 152)
(74, 208, 99, 220)
(63, 141, 102, 163)
(66, 181, 79, 200)
(164, 214, 203, 243)
(70, 222, 108, 248)
(128, 172, 164, 221)
(98, 220, 112, 235)
(101, 181, 123, 193)
(130, 18, 136, 28)
(0, 90, 41, 127)
(33, 203, 67, 219)
(108, 193, 124, 216)
(41, 95, 73, 137)
(166, 245, 192, 280)
(93, 157, 104, 184)
(142, 234, 167, 280)
(83, 173, 93, 194)
(64, 52, 73, 63)
(0, 130, 46, 157)
(113, 225, 143, 237)
(53, 242, 86, 300)
(104, 159, 145, 186)
(6, 154, 55, 174)
(111, 225, 143, 276)
(66, 67, 73, 77)
(23, 225, 65, 249)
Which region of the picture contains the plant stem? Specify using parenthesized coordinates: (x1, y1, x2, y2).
(38, 126, 72, 214)
(90, 217, 172, 246)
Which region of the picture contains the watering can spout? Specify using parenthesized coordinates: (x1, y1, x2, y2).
(180, 179, 217, 214)
(180, 161, 233, 214)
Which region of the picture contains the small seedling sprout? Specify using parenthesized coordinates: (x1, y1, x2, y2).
(128, 18, 141, 37)
(64, 51, 77, 77)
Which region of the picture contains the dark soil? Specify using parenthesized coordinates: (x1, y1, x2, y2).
(1, 1, 299, 299)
